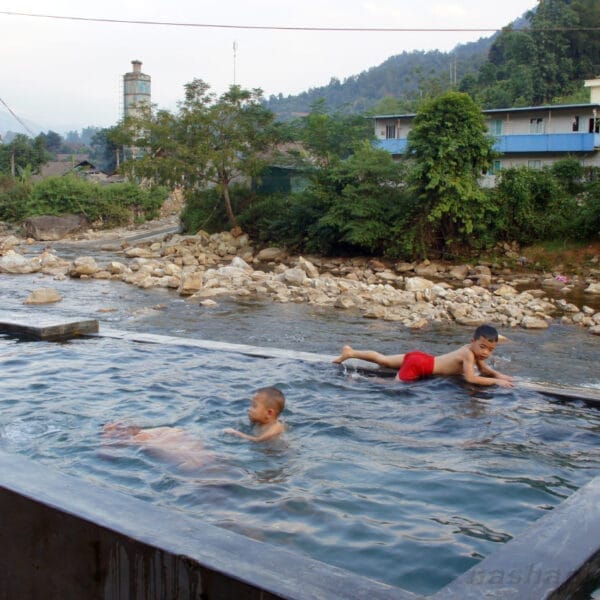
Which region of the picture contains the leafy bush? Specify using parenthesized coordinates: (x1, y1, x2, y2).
(0, 174, 168, 227)
(0, 175, 31, 222)
(180, 185, 252, 234)
(574, 181, 600, 240)
(240, 191, 329, 252)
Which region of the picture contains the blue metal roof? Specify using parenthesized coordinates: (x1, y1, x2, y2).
(370, 103, 600, 120)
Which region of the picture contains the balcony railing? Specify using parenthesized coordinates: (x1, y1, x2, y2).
(375, 133, 600, 155)
(493, 133, 599, 153)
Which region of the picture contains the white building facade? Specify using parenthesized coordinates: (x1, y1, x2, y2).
(373, 78, 600, 183)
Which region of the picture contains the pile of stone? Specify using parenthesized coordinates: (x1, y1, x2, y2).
(1, 230, 599, 335)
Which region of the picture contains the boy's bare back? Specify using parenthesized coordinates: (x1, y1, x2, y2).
(432, 345, 474, 376)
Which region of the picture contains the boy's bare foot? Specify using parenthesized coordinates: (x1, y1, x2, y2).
(332, 345, 354, 364)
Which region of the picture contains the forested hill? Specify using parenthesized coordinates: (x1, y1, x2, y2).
(265, 0, 600, 119)
(264, 33, 496, 120)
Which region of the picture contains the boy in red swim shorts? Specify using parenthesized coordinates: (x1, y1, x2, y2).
(332, 325, 514, 387)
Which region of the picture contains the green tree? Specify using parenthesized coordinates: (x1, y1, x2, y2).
(37, 130, 64, 154)
(119, 79, 279, 228)
(0, 134, 49, 176)
(407, 91, 496, 257)
(294, 100, 373, 168)
(316, 142, 409, 255)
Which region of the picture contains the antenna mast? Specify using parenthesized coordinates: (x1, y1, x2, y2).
(233, 41, 238, 85)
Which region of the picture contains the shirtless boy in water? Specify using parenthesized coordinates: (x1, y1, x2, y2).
(333, 324, 514, 387)
(224, 386, 286, 442)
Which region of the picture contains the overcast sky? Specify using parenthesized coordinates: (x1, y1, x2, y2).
(1, 0, 536, 134)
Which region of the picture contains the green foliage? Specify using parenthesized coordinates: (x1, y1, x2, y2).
(292, 101, 373, 167)
(0, 174, 167, 227)
(315, 142, 409, 255)
(575, 179, 600, 239)
(0, 134, 50, 175)
(465, 0, 600, 107)
(491, 165, 598, 244)
(549, 157, 585, 195)
(407, 92, 497, 256)
(0, 175, 31, 222)
(28, 174, 99, 217)
(181, 185, 252, 234)
(117, 80, 280, 228)
(265, 40, 491, 120)
(239, 192, 329, 251)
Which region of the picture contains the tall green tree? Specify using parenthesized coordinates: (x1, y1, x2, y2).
(407, 91, 496, 257)
(119, 79, 279, 227)
(0, 134, 49, 176)
(295, 100, 373, 168)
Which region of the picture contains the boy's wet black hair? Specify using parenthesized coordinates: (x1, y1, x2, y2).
(473, 324, 499, 342)
(256, 386, 285, 414)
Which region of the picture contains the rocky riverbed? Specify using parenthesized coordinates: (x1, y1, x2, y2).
(1, 224, 600, 336)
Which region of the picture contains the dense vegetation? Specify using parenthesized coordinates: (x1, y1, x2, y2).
(182, 93, 599, 260)
(0, 174, 167, 228)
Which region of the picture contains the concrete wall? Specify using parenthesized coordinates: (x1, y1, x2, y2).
(0, 450, 415, 600)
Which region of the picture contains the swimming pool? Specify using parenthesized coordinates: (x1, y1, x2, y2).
(1, 333, 598, 596)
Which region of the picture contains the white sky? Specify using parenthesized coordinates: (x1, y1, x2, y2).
(1, 0, 536, 134)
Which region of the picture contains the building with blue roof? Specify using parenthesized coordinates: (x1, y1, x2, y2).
(372, 77, 600, 185)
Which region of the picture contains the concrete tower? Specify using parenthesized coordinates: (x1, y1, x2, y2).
(123, 60, 151, 118)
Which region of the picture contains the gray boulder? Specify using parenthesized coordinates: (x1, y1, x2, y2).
(23, 214, 89, 241)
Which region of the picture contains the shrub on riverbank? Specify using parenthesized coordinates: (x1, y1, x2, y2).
(0, 175, 168, 228)
(233, 159, 600, 260)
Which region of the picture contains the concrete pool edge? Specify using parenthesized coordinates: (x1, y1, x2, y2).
(0, 450, 598, 599)
(432, 475, 600, 599)
(0, 450, 418, 600)
(96, 327, 600, 407)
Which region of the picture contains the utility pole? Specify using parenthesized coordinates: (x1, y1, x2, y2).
(233, 41, 238, 86)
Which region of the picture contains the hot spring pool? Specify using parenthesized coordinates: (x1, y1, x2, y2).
(0, 333, 598, 596)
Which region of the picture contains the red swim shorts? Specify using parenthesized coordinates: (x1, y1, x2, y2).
(398, 351, 435, 382)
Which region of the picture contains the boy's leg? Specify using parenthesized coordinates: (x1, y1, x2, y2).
(333, 345, 405, 369)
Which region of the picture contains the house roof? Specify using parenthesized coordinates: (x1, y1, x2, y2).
(370, 102, 600, 120)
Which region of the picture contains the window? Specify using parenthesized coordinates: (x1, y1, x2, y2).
(528, 160, 542, 169)
(590, 118, 600, 134)
(529, 118, 544, 134)
(490, 119, 502, 135)
(385, 124, 396, 139)
(572, 116, 580, 132)
(486, 160, 502, 176)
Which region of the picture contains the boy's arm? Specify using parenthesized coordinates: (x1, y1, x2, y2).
(224, 422, 285, 442)
(462, 353, 513, 387)
(477, 360, 514, 382)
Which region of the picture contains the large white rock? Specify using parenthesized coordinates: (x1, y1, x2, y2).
(404, 276, 434, 292)
(0, 251, 42, 274)
(256, 247, 286, 262)
(23, 287, 62, 304)
(69, 256, 99, 277)
(521, 315, 550, 329)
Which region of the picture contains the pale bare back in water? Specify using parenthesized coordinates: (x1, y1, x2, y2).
(103, 423, 213, 470)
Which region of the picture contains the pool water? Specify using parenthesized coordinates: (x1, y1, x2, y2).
(1, 334, 598, 595)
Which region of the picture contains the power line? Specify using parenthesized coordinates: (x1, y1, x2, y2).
(0, 96, 35, 137)
(0, 10, 599, 33)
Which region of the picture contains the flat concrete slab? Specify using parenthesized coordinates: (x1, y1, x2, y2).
(519, 380, 600, 408)
(0, 314, 99, 340)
